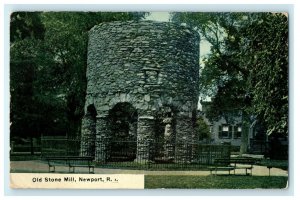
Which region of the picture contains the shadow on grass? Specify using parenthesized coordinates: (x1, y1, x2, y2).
(258, 159, 288, 170)
(145, 175, 288, 189)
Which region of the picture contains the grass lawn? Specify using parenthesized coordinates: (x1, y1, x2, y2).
(145, 175, 288, 189)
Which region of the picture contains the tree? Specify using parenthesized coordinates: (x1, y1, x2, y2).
(10, 12, 45, 43)
(10, 12, 48, 140)
(39, 12, 148, 137)
(10, 12, 148, 140)
(242, 13, 288, 137)
(196, 117, 211, 141)
(171, 12, 288, 153)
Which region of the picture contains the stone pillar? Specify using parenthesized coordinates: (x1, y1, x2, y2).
(80, 114, 96, 157)
(95, 114, 110, 163)
(163, 117, 175, 161)
(136, 115, 155, 163)
(175, 116, 194, 163)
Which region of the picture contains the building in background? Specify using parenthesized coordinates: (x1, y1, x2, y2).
(200, 101, 269, 155)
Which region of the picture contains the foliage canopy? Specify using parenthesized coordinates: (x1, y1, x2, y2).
(171, 12, 288, 137)
(10, 12, 148, 138)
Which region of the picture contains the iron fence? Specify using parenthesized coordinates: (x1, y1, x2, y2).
(10, 138, 41, 155)
(41, 136, 81, 157)
(40, 137, 231, 170)
(97, 140, 231, 170)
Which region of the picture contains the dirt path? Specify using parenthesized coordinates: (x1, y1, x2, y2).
(10, 160, 288, 176)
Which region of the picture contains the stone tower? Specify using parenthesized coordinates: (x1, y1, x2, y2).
(81, 21, 200, 163)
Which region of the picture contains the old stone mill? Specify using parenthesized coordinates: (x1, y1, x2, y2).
(79, 20, 217, 165)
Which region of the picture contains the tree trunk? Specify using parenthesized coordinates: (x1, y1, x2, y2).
(239, 117, 249, 156)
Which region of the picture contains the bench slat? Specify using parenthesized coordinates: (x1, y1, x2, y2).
(45, 156, 95, 173)
(213, 157, 258, 176)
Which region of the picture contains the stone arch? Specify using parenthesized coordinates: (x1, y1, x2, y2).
(108, 93, 151, 116)
(151, 103, 179, 162)
(87, 104, 97, 117)
(153, 96, 181, 111)
(107, 102, 138, 161)
(152, 98, 180, 139)
(108, 93, 136, 108)
(154, 104, 178, 140)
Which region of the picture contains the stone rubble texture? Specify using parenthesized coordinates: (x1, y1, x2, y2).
(81, 21, 200, 163)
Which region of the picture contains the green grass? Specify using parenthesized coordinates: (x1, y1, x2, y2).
(145, 175, 288, 189)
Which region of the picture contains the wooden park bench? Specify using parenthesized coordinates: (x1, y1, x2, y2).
(209, 158, 235, 175)
(229, 157, 258, 175)
(45, 156, 95, 174)
(211, 157, 258, 176)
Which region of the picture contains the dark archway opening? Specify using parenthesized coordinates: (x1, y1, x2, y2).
(108, 102, 138, 161)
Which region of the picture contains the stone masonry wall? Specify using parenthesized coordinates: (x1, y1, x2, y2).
(81, 20, 200, 162)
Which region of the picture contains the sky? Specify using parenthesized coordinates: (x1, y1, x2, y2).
(145, 12, 212, 58)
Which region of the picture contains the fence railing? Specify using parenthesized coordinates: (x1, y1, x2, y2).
(40, 137, 231, 170)
(41, 136, 81, 157)
(96, 140, 231, 170)
(10, 138, 41, 156)
(249, 138, 269, 155)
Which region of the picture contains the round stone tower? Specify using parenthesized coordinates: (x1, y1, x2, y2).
(81, 21, 200, 163)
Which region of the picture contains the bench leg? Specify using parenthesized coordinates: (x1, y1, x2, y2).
(268, 167, 272, 176)
(234, 164, 236, 175)
(69, 166, 75, 173)
(245, 168, 252, 176)
(89, 166, 94, 174)
(49, 165, 55, 173)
